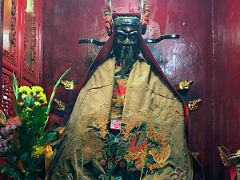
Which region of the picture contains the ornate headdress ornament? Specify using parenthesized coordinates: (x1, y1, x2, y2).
(114, 15, 140, 27)
(104, 0, 150, 36)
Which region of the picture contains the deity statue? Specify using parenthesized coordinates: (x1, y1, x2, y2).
(49, 2, 193, 180)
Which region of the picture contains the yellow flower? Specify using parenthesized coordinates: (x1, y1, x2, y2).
(32, 145, 45, 158)
(34, 101, 41, 107)
(38, 94, 47, 105)
(25, 107, 33, 112)
(19, 86, 32, 95)
(32, 86, 44, 95)
(18, 102, 25, 106)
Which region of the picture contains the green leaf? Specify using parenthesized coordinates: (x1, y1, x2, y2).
(25, 97, 32, 107)
(13, 73, 20, 115)
(46, 132, 57, 142)
(0, 111, 7, 124)
(20, 152, 29, 161)
(47, 68, 71, 114)
(108, 133, 118, 146)
(1, 164, 19, 179)
(39, 131, 57, 145)
(13, 73, 19, 101)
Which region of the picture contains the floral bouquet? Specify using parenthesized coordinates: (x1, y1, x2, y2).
(0, 68, 70, 179)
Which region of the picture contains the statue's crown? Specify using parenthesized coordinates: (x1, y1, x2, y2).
(113, 14, 141, 28)
(104, 0, 150, 35)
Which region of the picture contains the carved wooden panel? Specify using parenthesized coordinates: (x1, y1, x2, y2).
(23, 0, 42, 84)
(1, 71, 15, 118)
(1, 0, 42, 116)
(23, 0, 36, 80)
(2, 0, 18, 70)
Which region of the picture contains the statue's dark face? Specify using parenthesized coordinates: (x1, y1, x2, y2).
(116, 26, 138, 46)
(114, 25, 140, 68)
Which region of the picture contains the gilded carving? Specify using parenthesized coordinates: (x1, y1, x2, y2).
(60, 80, 75, 90)
(188, 98, 202, 111)
(177, 80, 193, 90)
(54, 98, 66, 111)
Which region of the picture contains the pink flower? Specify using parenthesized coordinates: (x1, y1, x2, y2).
(100, 159, 106, 166)
(119, 161, 126, 168)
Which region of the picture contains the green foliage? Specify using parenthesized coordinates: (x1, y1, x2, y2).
(39, 132, 57, 145)
(0, 112, 7, 125)
(1, 165, 20, 180)
(13, 73, 20, 115)
(13, 73, 19, 102)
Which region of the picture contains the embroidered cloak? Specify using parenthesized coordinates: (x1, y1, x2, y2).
(49, 35, 193, 180)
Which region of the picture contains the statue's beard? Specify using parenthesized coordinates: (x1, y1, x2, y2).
(116, 45, 137, 68)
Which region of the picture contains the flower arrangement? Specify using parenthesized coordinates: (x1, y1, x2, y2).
(0, 68, 70, 179)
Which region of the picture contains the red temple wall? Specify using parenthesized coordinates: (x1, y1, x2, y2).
(43, 0, 240, 179)
(212, 0, 240, 179)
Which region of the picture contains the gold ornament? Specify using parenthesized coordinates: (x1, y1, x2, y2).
(54, 98, 66, 111)
(178, 80, 193, 90)
(60, 80, 75, 90)
(188, 98, 202, 111)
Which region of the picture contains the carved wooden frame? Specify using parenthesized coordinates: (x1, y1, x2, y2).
(23, 0, 42, 84)
(2, 0, 17, 66)
(23, 0, 37, 79)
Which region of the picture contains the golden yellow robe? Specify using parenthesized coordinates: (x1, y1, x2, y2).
(49, 57, 193, 180)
